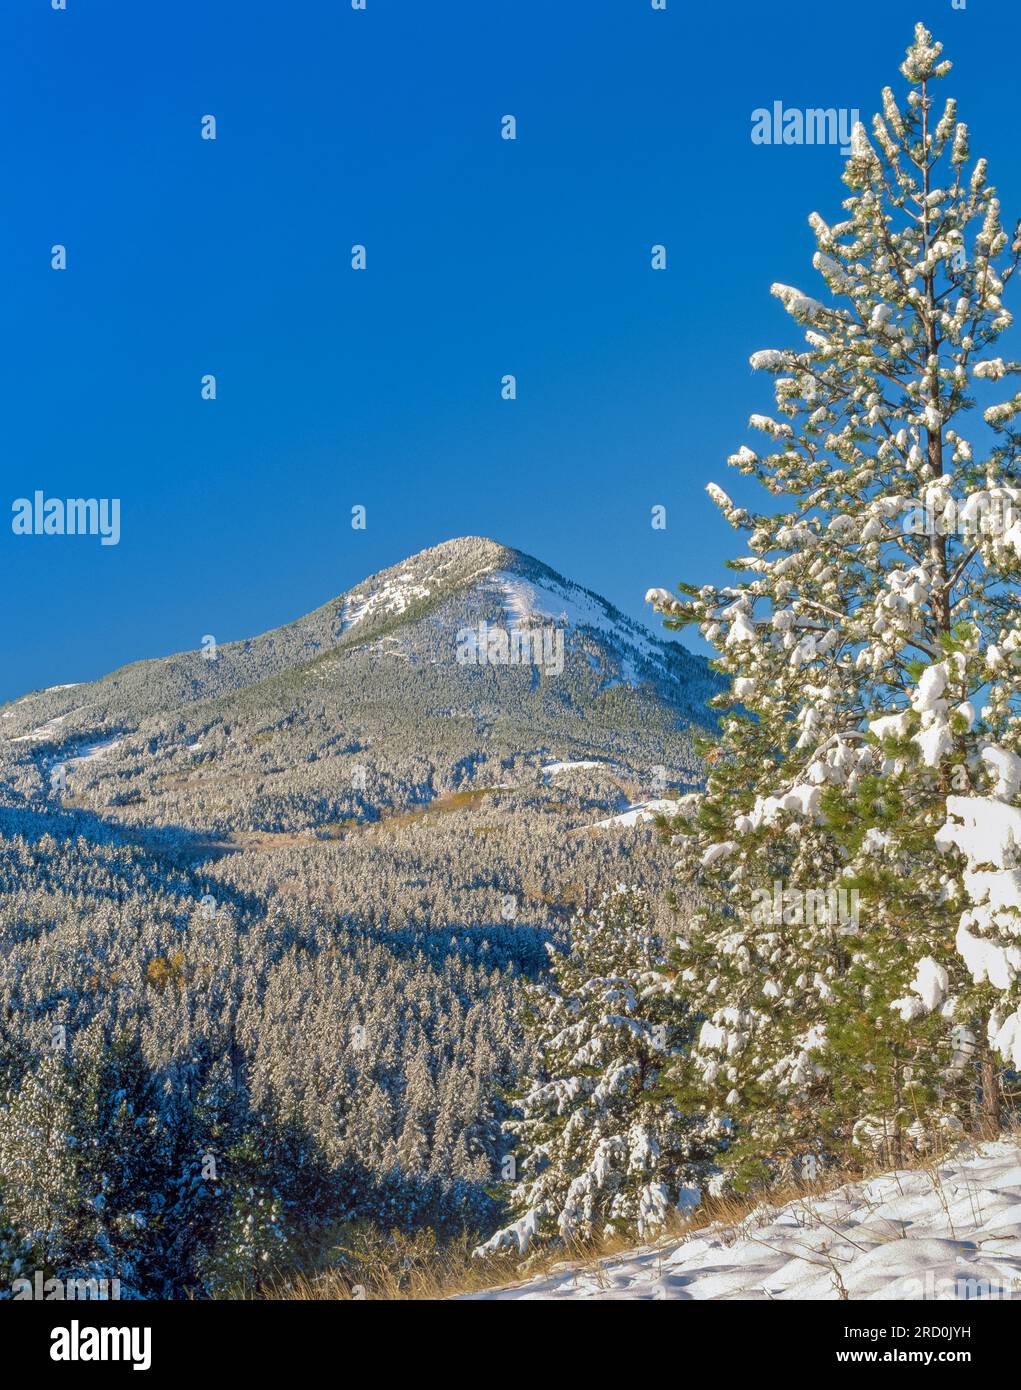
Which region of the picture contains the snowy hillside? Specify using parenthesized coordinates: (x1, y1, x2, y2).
(0, 536, 720, 1300)
(0, 535, 717, 838)
(466, 1141, 1021, 1300)
(0, 536, 717, 736)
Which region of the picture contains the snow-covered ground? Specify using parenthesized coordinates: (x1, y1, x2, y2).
(341, 576, 434, 633)
(9, 713, 71, 743)
(489, 571, 666, 685)
(66, 736, 123, 766)
(542, 759, 606, 778)
(593, 798, 679, 828)
(467, 1141, 1021, 1300)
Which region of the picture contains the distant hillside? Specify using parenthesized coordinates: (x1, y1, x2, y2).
(1, 536, 719, 837)
(0, 537, 718, 1297)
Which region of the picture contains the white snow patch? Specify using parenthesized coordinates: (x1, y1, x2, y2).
(488, 572, 667, 684)
(593, 799, 680, 829)
(66, 737, 123, 767)
(9, 713, 71, 743)
(341, 580, 433, 633)
(464, 1140, 1021, 1300)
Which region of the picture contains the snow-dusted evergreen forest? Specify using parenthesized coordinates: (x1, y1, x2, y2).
(5, 24, 1021, 1305)
(0, 539, 718, 1297)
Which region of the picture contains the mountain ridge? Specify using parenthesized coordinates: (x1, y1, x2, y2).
(1, 536, 719, 839)
(2, 536, 710, 731)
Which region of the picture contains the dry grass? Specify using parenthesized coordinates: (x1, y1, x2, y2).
(248, 1131, 1020, 1302)
(248, 1173, 847, 1302)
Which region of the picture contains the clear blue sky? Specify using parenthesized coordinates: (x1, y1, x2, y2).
(3, 1, 1019, 702)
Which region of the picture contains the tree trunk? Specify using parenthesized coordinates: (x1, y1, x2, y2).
(979, 1046, 1001, 1139)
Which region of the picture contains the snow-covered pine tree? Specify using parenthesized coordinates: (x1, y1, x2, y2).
(69, 1029, 169, 1298)
(648, 23, 1021, 1180)
(396, 1045, 434, 1177)
(196, 1123, 289, 1297)
(0, 1053, 86, 1280)
(934, 655, 1021, 1118)
(476, 888, 722, 1258)
(936, 745, 1021, 1137)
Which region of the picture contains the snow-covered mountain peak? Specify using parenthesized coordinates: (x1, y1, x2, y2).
(1, 535, 718, 742)
(338, 537, 516, 634)
(336, 537, 685, 688)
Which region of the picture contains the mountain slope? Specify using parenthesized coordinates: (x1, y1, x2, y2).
(2, 537, 711, 727)
(1, 537, 718, 836)
(0, 538, 718, 1296)
(465, 1139, 1021, 1301)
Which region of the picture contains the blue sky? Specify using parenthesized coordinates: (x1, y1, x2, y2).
(3, 0, 1020, 702)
